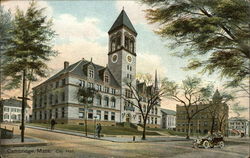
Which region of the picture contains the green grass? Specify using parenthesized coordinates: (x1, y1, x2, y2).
(147, 128, 206, 137)
(28, 123, 160, 136)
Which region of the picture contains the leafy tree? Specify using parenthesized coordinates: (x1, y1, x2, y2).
(225, 80, 249, 98)
(142, 0, 250, 83)
(163, 76, 213, 139)
(0, 6, 12, 99)
(77, 87, 96, 136)
(231, 102, 248, 117)
(123, 73, 164, 140)
(3, 1, 57, 98)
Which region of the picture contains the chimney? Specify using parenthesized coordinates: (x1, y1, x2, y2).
(64, 61, 69, 69)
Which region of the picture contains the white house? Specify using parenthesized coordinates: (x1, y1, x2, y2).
(161, 109, 176, 129)
(229, 117, 249, 136)
(1, 98, 31, 123)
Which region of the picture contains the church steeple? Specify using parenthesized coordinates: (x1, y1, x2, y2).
(108, 10, 137, 36)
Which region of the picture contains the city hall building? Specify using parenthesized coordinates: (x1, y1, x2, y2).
(32, 10, 161, 128)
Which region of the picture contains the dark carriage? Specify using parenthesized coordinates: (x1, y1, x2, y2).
(193, 135, 224, 149)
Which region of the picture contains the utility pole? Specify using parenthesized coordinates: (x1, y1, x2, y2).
(18, 70, 30, 142)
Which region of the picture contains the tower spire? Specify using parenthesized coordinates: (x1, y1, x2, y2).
(155, 70, 159, 91)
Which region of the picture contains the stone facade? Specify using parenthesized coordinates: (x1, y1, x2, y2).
(176, 90, 229, 135)
(32, 10, 161, 128)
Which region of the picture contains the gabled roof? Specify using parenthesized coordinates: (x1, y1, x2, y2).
(229, 117, 248, 122)
(108, 10, 137, 35)
(44, 60, 81, 83)
(161, 109, 176, 115)
(38, 59, 120, 89)
(1, 98, 30, 108)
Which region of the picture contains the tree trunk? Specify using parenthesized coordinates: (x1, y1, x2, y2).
(21, 70, 26, 142)
(219, 121, 222, 132)
(210, 117, 215, 134)
(142, 119, 147, 140)
(186, 119, 191, 139)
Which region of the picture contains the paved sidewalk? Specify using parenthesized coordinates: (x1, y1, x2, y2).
(25, 125, 190, 143)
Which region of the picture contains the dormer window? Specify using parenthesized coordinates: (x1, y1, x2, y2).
(88, 69, 94, 78)
(104, 75, 109, 83)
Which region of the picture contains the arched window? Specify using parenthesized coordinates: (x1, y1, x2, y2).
(116, 34, 121, 49)
(111, 38, 116, 52)
(4, 114, 9, 119)
(111, 97, 116, 108)
(11, 114, 17, 120)
(155, 107, 158, 115)
(125, 36, 129, 50)
(130, 39, 134, 53)
(96, 95, 102, 106)
(104, 96, 109, 107)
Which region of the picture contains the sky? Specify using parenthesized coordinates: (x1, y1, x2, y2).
(2, 0, 249, 119)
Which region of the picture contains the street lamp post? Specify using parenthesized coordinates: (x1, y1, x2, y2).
(78, 87, 96, 137)
(93, 116, 97, 138)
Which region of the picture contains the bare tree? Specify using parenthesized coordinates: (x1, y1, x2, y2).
(208, 91, 232, 135)
(163, 77, 213, 139)
(122, 73, 165, 140)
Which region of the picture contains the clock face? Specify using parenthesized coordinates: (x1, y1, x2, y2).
(127, 55, 132, 63)
(112, 54, 118, 63)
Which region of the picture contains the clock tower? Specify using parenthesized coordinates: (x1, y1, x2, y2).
(108, 9, 137, 87)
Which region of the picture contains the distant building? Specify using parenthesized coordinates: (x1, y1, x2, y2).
(176, 90, 229, 135)
(31, 10, 161, 128)
(161, 109, 176, 129)
(229, 117, 249, 136)
(0, 98, 31, 123)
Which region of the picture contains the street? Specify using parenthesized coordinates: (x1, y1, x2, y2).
(0, 124, 249, 158)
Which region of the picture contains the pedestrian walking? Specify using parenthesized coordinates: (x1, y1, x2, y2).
(95, 123, 99, 138)
(51, 118, 56, 130)
(97, 123, 102, 138)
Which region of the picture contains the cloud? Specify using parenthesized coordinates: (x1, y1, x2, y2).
(50, 13, 108, 72)
(2, 0, 53, 17)
(53, 14, 106, 42)
(137, 52, 167, 78)
(50, 39, 107, 72)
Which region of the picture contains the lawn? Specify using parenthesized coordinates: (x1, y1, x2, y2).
(147, 128, 206, 137)
(28, 123, 160, 136)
